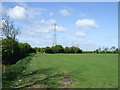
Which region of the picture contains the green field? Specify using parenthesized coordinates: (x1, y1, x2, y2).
(3, 53, 118, 88)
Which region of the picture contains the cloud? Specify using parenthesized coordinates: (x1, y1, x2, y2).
(49, 12, 54, 16)
(39, 19, 66, 32)
(7, 5, 44, 23)
(60, 9, 71, 16)
(40, 19, 56, 24)
(20, 21, 66, 40)
(0, 20, 5, 29)
(7, 6, 27, 20)
(48, 19, 56, 24)
(32, 25, 66, 33)
(56, 26, 66, 32)
(29, 26, 51, 33)
(75, 32, 86, 37)
(76, 19, 99, 30)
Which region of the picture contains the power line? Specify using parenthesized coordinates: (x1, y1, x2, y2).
(53, 23, 57, 46)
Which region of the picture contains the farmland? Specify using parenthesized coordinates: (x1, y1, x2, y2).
(3, 53, 118, 88)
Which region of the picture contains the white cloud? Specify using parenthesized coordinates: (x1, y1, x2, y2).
(40, 20, 46, 24)
(60, 9, 71, 16)
(38, 19, 66, 32)
(31, 26, 51, 33)
(76, 19, 99, 30)
(7, 5, 44, 23)
(7, 6, 27, 20)
(75, 32, 86, 37)
(56, 26, 66, 32)
(40, 19, 56, 24)
(49, 12, 54, 16)
(0, 20, 5, 29)
(47, 19, 56, 24)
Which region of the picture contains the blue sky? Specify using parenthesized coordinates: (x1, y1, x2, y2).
(2, 2, 118, 51)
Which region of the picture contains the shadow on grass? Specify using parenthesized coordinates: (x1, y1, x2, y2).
(2, 53, 72, 88)
(2, 54, 35, 88)
(11, 68, 64, 88)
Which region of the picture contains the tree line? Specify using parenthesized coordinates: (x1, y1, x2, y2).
(34, 45, 83, 54)
(34, 46, 119, 54)
(1, 14, 36, 65)
(93, 47, 119, 54)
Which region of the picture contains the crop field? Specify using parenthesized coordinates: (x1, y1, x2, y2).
(3, 53, 118, 88)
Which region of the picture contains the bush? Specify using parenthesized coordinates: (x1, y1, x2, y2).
(2, 38, 19, 64)
(2, 38, 36, 65)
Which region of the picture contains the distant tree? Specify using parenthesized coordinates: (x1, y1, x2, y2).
(52, 45, 64, 53)
(104, 47, 109, 53)
(94, 49, 99, 54)
(45, 46, 54, 53)
(64, 47, 71, 53)
(69, 46, 82, 53)
(114, 48, 119, 54)
(98, 48, 101, 53)
(40, 48, 45, 53)
(38, 48, 41, 52)
(34, 47, 40, 53)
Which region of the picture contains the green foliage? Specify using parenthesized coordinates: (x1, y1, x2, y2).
(2, 38, 19, 64)
(52, 45, 64, 53)
(2, 38, 36, 65)
(2, 54, 34, 88)
(93, 47, 118, 54)
(40, 48, 45, 53)
(34, 47, 41, 52)
(38, 45, 82, 54)
(64, 47, 71, 53)
(45, 46, 54, 53)
(69, 46, 82, 53)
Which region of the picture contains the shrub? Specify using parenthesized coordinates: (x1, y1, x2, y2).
(2, 38, 36, 65)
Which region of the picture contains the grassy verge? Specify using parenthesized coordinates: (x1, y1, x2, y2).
(2, 54, 35, 88)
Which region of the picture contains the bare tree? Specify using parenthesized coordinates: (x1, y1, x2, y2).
(1, 13, 20, 40)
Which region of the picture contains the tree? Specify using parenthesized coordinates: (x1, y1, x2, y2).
(103, 47, 109, 53)
(64, 47, 71, 53)
(45, 46, 54, 53)
(94, 49, 99, 54)
(98, 48, 101, 53)
(52, 45, 64, 53)
(2, 38, 36, 65)
(40, 48, 45, 53)
(69, 46, 82, 53)
(114, 48, 119, 54)
(2, 38, 19, 64)
(2, 14, 20, 40)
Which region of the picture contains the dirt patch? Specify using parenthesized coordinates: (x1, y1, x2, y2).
(62, 74, 72, 88)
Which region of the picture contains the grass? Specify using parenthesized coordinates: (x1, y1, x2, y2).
(3, 53, 118, 88)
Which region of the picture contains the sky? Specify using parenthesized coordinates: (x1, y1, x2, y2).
(2, 2, 118, 51)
